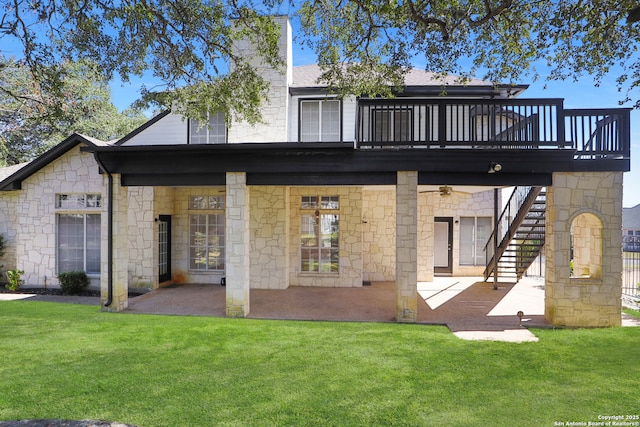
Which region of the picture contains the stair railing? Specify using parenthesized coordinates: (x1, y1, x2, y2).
(483, 186, 544, 280)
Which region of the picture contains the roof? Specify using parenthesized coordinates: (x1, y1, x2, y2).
(290, 64, 528, 97)
(0, 162, 29, 182)
(623, 204, 640, 228)
(0, 133, 109, 191)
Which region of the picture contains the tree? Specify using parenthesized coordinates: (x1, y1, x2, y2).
(0, 57, 147, 166)
(1, 0, 640, 124)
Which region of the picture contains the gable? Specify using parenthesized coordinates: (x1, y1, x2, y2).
(0, 134, 105, 191)
(118, 111, 188, 146)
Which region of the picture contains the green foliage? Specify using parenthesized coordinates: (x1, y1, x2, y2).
(5, 269, 24, 292)
(57, 271, 90, 295)
(1, 0, 640, 120)
(0, 0, 283, 128)
(0, 57, 148, 165)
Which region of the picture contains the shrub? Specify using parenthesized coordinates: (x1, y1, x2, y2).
(58, 271, 90, 295)
(5, 269, 24, 292)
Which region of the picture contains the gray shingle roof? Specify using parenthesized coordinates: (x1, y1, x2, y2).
(0, 162, 29, 182)
(291, 64, 497, 88)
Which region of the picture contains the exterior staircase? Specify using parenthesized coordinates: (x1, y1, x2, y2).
(484, 186, 546, 282)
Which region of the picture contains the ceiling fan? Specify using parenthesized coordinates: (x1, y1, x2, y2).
(419, 185, 470, 197)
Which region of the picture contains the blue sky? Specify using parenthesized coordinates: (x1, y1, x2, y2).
(110, 40, 640, 208)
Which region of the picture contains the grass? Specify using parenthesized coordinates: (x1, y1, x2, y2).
(1, 301, 639, 427)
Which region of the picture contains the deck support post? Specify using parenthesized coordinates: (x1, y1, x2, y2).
(396, 171, 418, 322)
(225, 172, 251, 317)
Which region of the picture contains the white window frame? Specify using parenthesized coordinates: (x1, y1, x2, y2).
(188, 195, 225, 271)
(300, 196, 340, 273)
(55, 193, 102, 274)
(189, 112, 226, 144)
(299, 99, 341, 142)
(459, 216, 492, 266)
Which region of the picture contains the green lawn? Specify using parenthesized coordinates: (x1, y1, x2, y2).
(1, 301, 639, 427)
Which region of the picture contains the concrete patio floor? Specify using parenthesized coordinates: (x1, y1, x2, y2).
(124, 276, 551, 341)
(5, 276, 639, 341)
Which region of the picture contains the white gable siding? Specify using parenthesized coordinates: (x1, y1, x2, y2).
(121, 113, 188, 146)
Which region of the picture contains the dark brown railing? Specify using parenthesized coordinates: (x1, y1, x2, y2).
(355, 98, 630, 159)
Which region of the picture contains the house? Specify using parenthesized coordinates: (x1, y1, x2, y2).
(623, 204, 640, 252)
(0, 17, 630, 327)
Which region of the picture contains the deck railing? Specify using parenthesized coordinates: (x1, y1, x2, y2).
(355, 98, 630, 159)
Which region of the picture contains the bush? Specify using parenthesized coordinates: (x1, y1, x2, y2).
(58, 271, 90, 295)
(5, 269, 24, 292)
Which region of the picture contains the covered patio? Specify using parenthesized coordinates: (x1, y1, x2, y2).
(125, 277, 548, 334)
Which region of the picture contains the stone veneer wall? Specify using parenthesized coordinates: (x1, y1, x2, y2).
(545, 172, 623, 327)
(0, 192, 18, 274)
(361, 187, 496, 282)
(250, 186, 289, 289)
(289, 187, 363, 287)
(15, 145, 103, 287)
(127, 187, 156, 289)
(362, 188, 396, 281)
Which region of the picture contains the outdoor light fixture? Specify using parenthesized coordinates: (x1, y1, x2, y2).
(488, 162, 503, 174)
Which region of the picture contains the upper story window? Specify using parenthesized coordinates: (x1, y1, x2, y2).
(299, 99, 341, 142)
(190, 112, 226, 144)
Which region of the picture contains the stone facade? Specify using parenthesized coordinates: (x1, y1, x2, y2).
(362, 188, 396, 282)
(545, 172, 623, 327)
(361, 187, 497, 283)
(250, 186, 289, 289)
(127, 186, 156, 289)
(12, 146, 103, 287)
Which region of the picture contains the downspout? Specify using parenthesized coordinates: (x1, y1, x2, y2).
(493, 188, 499, 290)
(93, 152, 114, 307)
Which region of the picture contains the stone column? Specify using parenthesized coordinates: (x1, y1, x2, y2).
(396, 171, 418, 322)
(101, 173, 129, 312)
(226, 172, 251, 317)
(545, 172, 623, 327)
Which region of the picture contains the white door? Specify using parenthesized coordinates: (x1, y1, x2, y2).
(434, 217, 453, 274)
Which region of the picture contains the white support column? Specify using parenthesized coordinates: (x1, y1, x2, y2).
(396, 171, 418, 322)
(225, 172, 251, 317)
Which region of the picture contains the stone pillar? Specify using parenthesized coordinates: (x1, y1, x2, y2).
(396, 171, 418, 322)
(101, 173, 129, 312)
(226, 172, 251, 317)
(545, 172, 623, 327)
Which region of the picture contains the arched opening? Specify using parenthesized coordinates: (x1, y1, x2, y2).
(570, 213, 603, 279)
